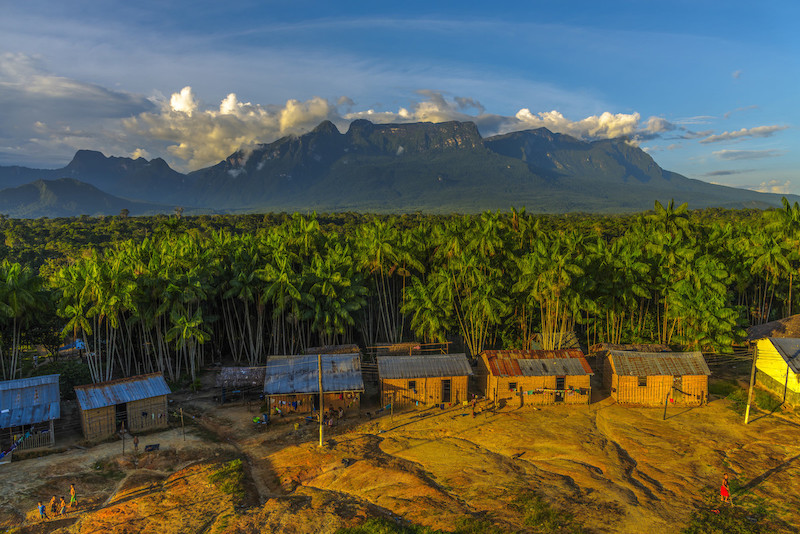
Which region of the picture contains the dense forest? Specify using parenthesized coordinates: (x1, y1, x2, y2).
(0, 200, 795, 384)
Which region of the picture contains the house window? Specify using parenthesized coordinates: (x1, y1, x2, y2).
(408, 380, 417, 392)
(637, 376, 647, 387)
(509, 382, 518, 391)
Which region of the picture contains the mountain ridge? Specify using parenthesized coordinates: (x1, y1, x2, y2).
(0, 120, 795, 217)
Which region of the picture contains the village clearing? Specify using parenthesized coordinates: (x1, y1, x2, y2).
(1, 388, 799, 534)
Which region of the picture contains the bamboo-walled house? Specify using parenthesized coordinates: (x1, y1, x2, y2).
(263, 354, 364, 416)
(588, 343, 672, 373)
(603, 351, 710, 406)
(478, 350, 593, 407)
(74, 373, 171, 442)
(377, 353, 472, 408)
(0, 375, 61, 455)
(751, 338, 800, 405)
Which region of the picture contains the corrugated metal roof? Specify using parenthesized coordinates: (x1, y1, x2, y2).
(482, 349, 593, 376)
(303, 344, 361, 355)
(215, 367, 267, 388)
(516, 358, 592, 377)
(0, 374, 61, 428)
(377, 354, 473, 379)
(588, 343, 672, 354)
(747, 315, 800, 341)
(607, 351, 710, 377)
(74, 373, 171, 411)
(768, 338, 800, 373)
(263, 354, 364, 395)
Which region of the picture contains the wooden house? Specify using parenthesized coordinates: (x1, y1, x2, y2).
(0, 375, 61, 457)
(478, 350, 593, 407)
(74, 373, 170, 442)
(751, 338, 800, 405)
(603, 351, 710, 406)
(263, 354, 364, 416)
(588, 343, 672, 376)
(377, 353, 472, 408)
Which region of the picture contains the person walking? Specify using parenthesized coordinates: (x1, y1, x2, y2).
(37, 501, 48, 521)
(59, 496, 66, 516)
(133, 435, 139, 454)
(69, 484, 78, 509)
(49, 495, 58, 516)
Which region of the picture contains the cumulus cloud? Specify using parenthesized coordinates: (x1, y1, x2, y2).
(713, 149, 783, 160)
(122, 87, 688, 170)
(732, 70, 742, 79)
(699, 125, 788, 144)
(123, 86, 339, 170)
(749, 179, 791, 194)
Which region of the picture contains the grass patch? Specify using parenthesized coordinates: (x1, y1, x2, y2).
(335, 518, 440, 534)
(91, 460, 126, 480)
(209, 459, 246, 504)
(754, 389, 783, 412)
(512, 491, 584, 533)
(682, 488, 784, 533)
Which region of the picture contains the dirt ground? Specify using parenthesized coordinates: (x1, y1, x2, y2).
(2, 388, 800, 533)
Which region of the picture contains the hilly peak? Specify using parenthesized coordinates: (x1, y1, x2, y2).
(345, 120, 483, 155)
(312, 120, 341, 135)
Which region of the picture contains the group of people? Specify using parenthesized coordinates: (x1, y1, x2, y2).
(322, 406, 345, 426)
(37, 484, 77, 521)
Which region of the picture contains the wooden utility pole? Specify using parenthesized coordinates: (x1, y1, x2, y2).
(744, 346, 758, 424)
(318, 354, 324, 447)
(663, 388, 671, 421)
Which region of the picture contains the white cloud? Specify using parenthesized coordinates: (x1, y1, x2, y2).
(749, 179, 791, 194)
(699, 125, 788, 144)
(123, 87, 339, 170)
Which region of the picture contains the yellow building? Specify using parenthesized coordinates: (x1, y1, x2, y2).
(753, 338, 800, 405)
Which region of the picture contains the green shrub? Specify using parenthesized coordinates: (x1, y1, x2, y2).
(512, 491, 584, 533)
(334, 518, 440, 534)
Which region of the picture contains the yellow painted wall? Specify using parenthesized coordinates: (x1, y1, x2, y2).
(756, 339, 800, 395)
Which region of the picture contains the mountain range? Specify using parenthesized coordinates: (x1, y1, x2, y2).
(0, 119, 794, 217)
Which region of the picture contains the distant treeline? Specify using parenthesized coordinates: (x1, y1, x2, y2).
(0, 202, 792, 383)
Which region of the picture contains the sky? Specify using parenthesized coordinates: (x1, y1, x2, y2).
(0, 0, 797, 194)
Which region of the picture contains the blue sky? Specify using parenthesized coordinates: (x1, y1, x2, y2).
(0, 0, 796, 194)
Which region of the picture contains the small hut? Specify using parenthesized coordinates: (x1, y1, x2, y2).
(603, 351, 710, 406)
(751, 338, 800, 405)
(589, 343, 672, 376)
(377, 353, 472, 408)
(263, 354, 364, 416)
(0, 375, 61, 456)
(215, 367, 267, 403)
(75, 373, 170, 442)
(478, 350, 593, 407)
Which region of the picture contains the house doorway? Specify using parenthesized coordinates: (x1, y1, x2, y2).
(441, 379, 452, 404)
(555, 377, 565, 403)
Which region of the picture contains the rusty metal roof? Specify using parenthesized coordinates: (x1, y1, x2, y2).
(215, 367, 267, 388)
(0, 375, 61, 428)
(482, 349, 593, 376)
(767, 338, 800, 373)
(607, 351, 710, 377)
(263, 354, 364, 395)
(74, 373, 171, 411)
(303, 344, 361, 355)
(377, 354, 473, 379)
